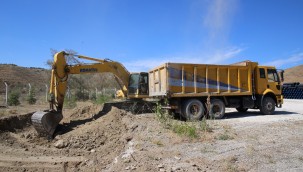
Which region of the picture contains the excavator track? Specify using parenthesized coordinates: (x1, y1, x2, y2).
(31, 111, 63, 138)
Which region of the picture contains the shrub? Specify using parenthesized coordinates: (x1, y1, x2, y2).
(95, 95, 112, 104)
(8, 91, 20, 106)
(155, 101, 214, 139)
(75, 89, 89, 101)
(27, 87, 37, 104)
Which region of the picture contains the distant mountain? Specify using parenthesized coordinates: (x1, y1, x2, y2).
(284, 64, 303, 83)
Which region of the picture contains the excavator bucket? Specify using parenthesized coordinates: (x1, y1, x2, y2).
(31, 111, 63, 138)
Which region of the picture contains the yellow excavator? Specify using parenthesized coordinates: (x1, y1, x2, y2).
(31, 51, 150, 138)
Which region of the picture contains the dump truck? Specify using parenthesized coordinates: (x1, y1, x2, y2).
(149, 61, 284, 120)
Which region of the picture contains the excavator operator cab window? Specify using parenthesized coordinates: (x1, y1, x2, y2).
(128, 74, 140, 94)
(128, 73, 149, 95)
(139, 74, 148, 95)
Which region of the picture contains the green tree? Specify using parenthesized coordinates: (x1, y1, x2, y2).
(8, 91, 20, 106)
(27, 87, 37, 104)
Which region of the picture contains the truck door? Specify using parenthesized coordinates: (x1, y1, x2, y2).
(256, 68, 267, 94)
(266, 68, 281, 94)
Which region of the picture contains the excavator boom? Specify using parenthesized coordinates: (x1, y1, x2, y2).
(32, 51, 132, 138)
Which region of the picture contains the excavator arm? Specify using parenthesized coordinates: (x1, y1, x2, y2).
(32, 51, 131, 138)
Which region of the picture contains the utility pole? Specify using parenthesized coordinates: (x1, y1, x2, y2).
(67, 86, 71, 100)
(28, 83, 31, 95)
(95, 87, 98, 98)
(45, 84, 48, 102)
(4, 82, 8, 106)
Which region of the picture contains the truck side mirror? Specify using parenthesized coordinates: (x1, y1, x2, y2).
(279, 70, 284, 82)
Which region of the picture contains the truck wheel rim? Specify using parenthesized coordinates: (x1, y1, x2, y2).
(266, 102, 273, 110)
(212, 105, 221, 114)
(190, 104, 200, 116)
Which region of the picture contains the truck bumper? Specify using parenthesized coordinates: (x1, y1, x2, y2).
(276, 95, 283, 108)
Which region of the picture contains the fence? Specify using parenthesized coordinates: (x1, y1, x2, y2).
(282, 82, 303, 99)
(0, 82, 118, 106)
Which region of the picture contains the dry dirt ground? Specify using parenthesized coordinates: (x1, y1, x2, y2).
(0, 99, 303, 172)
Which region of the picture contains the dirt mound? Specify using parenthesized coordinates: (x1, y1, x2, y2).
(0, 102, 138, 171)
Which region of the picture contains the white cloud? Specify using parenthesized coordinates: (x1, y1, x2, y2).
(124, 47, 244, 72)
(263, 53, 303, 68)
(203, 0, 238, 47)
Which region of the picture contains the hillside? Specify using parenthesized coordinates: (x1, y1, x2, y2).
(0, 64, 50, 94)
(284, 64, 303, 83)
(0, 64, 119, 97)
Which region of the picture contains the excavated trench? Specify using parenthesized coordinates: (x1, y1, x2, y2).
(0, 112, 33, 132)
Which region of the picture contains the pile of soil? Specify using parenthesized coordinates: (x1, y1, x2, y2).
(0, 102, 143, 171)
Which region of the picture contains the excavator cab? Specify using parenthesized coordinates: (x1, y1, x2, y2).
(128, 72, 149, 98)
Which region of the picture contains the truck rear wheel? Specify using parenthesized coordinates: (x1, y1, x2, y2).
(260, 96, 275, 115)
(182, 99, 204, 121)
(209, 99, 225, 119)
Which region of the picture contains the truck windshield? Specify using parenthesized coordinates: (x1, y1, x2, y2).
(267, 69, 280, 82)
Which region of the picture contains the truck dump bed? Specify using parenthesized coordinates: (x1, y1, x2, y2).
(149, 61, 257, 97)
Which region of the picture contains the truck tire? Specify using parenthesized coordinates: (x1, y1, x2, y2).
(182, 99, 204, 121)
(209, 99, 225, 119)
(260, 96, 275, 115)
(236, 107, 248, 112)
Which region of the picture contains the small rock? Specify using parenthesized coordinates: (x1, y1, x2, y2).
(174, 156, 181, 160)
(125, 135, 133, 142)
(125, 166, 130, 170)
(131, 124, 138, 131)
(131, 165, 137, 170)
(54, 135, 62, 140)
(123, 158, 131, 163)
(54, 139, 67, 149)
(158, 164, 164, 168)
(24, 148, 28, 151)
(25, 134, 31, 139)
(171, 166, 181, 171)
(90, 149, 96, 153)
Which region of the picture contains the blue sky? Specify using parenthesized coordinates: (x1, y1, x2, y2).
(1, 0, 303, 72)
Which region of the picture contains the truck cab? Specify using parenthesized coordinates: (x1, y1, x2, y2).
(256, 66, 283, 109)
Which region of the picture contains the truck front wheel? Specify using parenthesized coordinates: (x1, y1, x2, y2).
(182, 99, 204, 121)
(260, 96, 275, 115)
(209, 99, 225, 119)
